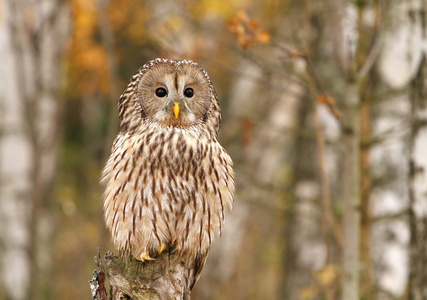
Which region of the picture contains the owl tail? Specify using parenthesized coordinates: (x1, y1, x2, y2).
(189, 251, 209, 292)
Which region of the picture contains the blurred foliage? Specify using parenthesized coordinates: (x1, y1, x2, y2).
(228, 10, 270, 49)
(52, 0, 403, 299)
(67, 0, 110, 97)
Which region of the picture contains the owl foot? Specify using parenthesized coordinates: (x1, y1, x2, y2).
(137, 251, 154, 261)
(135, 244, 167, 261)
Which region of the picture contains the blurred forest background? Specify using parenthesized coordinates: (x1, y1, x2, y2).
(1, 0, 427, 299)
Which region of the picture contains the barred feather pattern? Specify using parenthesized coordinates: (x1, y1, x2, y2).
(101, 59, 234, 274)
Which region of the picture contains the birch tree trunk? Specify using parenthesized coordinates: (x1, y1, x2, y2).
(0, 5, 32, 300)
(328, 1, 362, 298)
(0, 1, 69, 299)
(408, 8, 427, 296)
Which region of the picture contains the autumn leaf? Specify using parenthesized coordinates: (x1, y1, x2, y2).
(316, 94, 342, 118)
(241, 118, 255, 146)
(317, 94, 336, 105)
(228, 10, 270, 49)
(257, 29, 270, 44)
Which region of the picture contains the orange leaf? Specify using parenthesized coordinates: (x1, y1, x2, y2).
(250, 20, 260, 29)
(257, 30, 270, 44)
(317, 95, 335, 105)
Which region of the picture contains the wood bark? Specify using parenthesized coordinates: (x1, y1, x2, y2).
(91, 249, 202, 300)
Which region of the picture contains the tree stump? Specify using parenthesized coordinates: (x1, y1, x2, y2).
(90, 249, 200, 300)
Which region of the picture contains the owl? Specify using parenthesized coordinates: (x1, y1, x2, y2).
(101, 58, 235, 288)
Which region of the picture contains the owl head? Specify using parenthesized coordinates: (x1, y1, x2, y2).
(118, 59, 222, 135)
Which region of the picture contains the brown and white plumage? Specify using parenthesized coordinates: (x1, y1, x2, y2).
(101, 58, 234, 286)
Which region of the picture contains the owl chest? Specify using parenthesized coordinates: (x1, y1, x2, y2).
(114, 132, 215, 203)
(143, 133, 206, 171)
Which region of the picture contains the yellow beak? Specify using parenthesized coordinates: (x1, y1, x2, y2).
(173, 102, 180, 119)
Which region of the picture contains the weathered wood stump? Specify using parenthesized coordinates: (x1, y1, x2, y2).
(90, 249, 200, 300)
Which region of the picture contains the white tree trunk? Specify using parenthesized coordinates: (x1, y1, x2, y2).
(0, 1, 69, 299)
(0, 4, 32, 299)
(371, 1, 427, 297)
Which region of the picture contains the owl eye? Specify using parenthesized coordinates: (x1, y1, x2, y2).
(155, 87, 167, 97)
(184, 88, 194, 98)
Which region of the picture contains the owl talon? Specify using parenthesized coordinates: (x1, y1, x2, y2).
(137, 251, 154, 261)
(157, 243, 167, 254)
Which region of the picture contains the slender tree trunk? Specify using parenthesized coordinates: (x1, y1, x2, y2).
(341, 82, 361, 300)
(281, 96, 325, 299)
(359, 71, 375, 297)
(408, 49, 427, 300)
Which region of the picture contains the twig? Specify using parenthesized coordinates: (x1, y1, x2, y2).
(314, 104, 343, 250)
